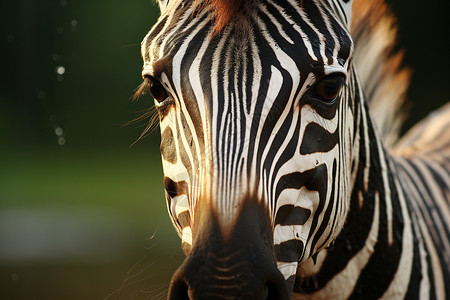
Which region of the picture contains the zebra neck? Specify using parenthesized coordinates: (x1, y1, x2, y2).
(295, 86, 416, 299)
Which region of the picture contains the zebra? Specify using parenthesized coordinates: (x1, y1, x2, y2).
(135, 0, 450, 298)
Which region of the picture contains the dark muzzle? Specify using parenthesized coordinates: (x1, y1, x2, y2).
(168, 201, 290, 300)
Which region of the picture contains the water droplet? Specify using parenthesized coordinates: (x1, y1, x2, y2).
(52, 54, 60, 61)
(56, 26, 64, 34)
(56, 66, 65, 75)
(56, 66, 65, 81)
(11, 274, 19, 281)
(60, 0, 67, 7)
(55, 127, 63, 136)
(58, 137, 66, 146)
(49, 115, 56, 122)
(37, 90, 46, 100)
(7, 34, 14, 42)
(71, 20, 78, 31)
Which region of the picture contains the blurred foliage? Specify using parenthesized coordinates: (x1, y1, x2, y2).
(1, 0, 161, 151)
(0, 0, 448, 299)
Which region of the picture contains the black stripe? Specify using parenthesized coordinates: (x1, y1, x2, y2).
(160, 127, 177, 164)
(177, 211, 191, 229)
(164, 176, 189, 198)
(275, 239, 304, 263)
(309, 160, 336, 251)
(300, 122, 338, 155)
(275, 205, 311, 226)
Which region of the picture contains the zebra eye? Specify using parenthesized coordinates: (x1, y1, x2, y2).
(312, 74, 346, 102)
(147, 76, 168, 102)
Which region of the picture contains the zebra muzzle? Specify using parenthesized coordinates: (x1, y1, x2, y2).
(168, 201, 290, 300)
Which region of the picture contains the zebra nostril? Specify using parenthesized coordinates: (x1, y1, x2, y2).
(265, 280, 285, 300)
(168, 272, 190, 300)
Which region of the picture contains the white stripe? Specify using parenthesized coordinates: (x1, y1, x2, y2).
(379, 174, 414, 299)
(412, 215, 430, 299)
(171, 17, 211, 211)
(274, 225, 307, 245)
(181, 227, 193, 246)
(210, 25, 232, 218)
(375, 128, 394, 246)
(286, 0, 319, 61)
(258, 2, 294, 44)
(418, 218, 446, 300)
(307, 191, 380, 300)
(277, 261, 298, 280)
(173, 194, 189, 217)
(314, 0, 341, 59)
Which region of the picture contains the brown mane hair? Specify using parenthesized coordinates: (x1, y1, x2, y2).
(195, 0, 248, 33)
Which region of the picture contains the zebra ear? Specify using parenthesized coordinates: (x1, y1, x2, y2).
(329, 0, 354, 28)
(158, 0, 170, 14)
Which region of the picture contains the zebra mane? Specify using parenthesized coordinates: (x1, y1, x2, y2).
(351, 0, 412, 148)
(195, 0, 257, 33)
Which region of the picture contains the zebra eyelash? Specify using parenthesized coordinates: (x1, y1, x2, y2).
(128, 78, 162, 143)
(133, 78, 150, 101)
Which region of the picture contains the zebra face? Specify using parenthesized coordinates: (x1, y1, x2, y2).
(140, 0, 355, 297)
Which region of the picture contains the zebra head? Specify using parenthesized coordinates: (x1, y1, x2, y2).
(140, 0, 357, 298)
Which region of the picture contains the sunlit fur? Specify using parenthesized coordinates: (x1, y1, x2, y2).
(138, 0, 450, 298)
(351, 0, 411, 148)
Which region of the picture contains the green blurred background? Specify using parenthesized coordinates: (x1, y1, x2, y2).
(0, 0, 448, 299)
